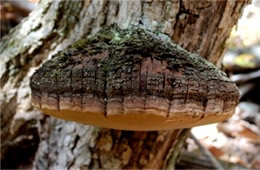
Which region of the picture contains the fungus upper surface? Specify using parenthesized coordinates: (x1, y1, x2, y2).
(30, 25, 240, 130)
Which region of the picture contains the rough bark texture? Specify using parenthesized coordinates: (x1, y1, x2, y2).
(0, 0, 250, 169)
(30, 26, 239, 130)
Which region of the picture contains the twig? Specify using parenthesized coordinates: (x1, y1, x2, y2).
(231, 70, 260, 84)
(165, 128, 191, 170)
(190, 132, 224, 170)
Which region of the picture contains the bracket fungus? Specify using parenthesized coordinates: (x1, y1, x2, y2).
(30, 25, 240, 131)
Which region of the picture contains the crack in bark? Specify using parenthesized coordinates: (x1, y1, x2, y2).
(101, 0, 110, 26)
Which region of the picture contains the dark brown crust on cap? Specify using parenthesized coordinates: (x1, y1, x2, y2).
(30, 26, 240, 130)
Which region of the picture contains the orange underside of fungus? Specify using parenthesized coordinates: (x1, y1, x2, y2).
(30, 25, 240, 130)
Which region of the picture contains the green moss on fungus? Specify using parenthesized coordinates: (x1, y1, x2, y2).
(31, 24, 237, 101)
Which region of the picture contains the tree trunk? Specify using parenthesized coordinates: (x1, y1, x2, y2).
(0, 0, 250, 169)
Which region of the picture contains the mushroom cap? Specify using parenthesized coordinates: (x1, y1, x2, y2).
(30, 26, 240, 130)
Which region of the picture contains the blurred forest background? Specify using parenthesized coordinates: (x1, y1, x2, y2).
(187, 1, 260, 169)
(1, 0, 260, 169)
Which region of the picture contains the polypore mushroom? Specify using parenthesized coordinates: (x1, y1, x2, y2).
(30, 25, 240, 131)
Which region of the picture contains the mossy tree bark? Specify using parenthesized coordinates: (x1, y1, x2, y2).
(0, 0, 250, 169)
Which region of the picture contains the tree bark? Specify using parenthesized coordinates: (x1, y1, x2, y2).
(0, 0, 250, 169)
